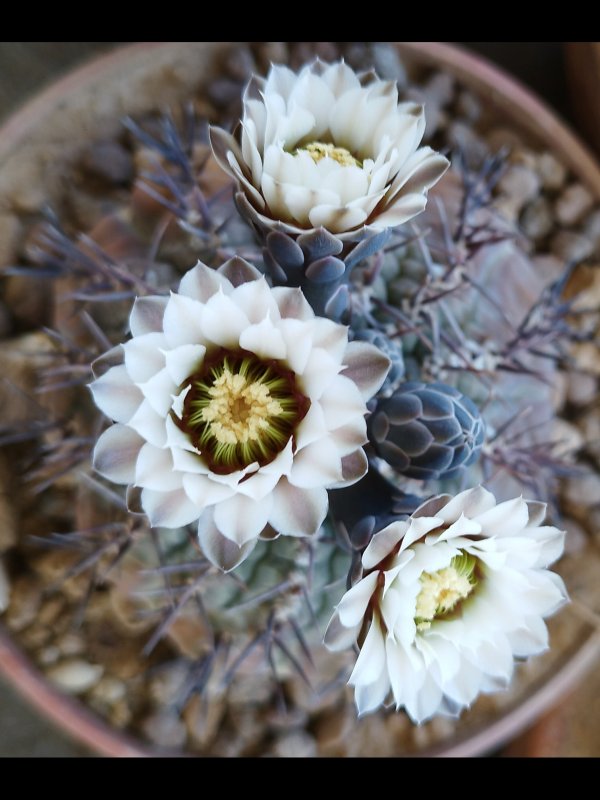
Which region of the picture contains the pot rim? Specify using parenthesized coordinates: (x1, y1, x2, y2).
(0, 40, 599, 758)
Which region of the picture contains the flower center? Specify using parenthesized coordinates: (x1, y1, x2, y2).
(298, 141, 361, 168)
(415, 553, 478, 631)
(179, 351, 310, 474)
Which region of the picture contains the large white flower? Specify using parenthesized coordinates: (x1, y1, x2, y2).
(325, 487, 567, 722)
(210, 59, 449, 239)
(89, 258, 390, 571)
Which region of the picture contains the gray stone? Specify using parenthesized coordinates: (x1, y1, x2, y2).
(498, 165, 541, 210)
(141, 710, 187, 749)
(537, 152, 568, 191)
(551, 231, 594, 263)
(521, 197, 554, 240)
(272, 731, 318, 758)
(566, 371, 597, 406)
(563, 473, 600, 509)
(555, 184, 595, 227)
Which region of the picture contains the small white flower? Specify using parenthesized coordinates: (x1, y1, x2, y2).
(210, 60, 449, 239)
(325, 487, 567, 722)
(89, 258, 390, 571)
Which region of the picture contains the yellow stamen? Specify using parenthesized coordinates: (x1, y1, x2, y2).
(200, 368, 283, 446)
(415, 554, 477, 632)
(298, 141, 361, 168)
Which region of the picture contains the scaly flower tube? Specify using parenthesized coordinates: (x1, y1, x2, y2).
(325, 487, 567, 722)
(89, 258, 390, 571)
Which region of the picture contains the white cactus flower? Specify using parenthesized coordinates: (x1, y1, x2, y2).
(210, 59, 449, 239)
(325, 487, 567, 722)
(89, 258, 390, 571)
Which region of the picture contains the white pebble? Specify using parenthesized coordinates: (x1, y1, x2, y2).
(555, 184, 594, 226)
(48, 660, 104, 694)
(537, 152, 568, 191)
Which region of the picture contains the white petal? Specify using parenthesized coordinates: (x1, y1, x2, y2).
(318, 374, 367, 430)
(201, 289, 251, 349)
(324, 612, 362, 652)
(272, 287, 315, 321)
(89, 365, 142, 424)
(336, 571, 379, 628)
(294, 402, 328, 451)
(213, 493, 273, 546)
(308, 204, 368, 233)
(288, 440, 342, 488)
(436, 486, 496, 524)
(236, 443, 294, 501)
(298, 347, 343, 399)
(279, 318, 313, 374)
(354, 666, 391, 717)
(123, 332, 167, 383)
(342, 341, 391, 401)
(163, 292, 207, 349)
(332, 448, 368, 488)
(230, 278, 280, 324)
(141, 487, 201, 528)
(164, 344, 206, 386)
(138, 367, 177, 416)
(310, 318, 348, 365)
(135, 443, 182, 491)
(93, 425, 144, 484)
(362, 521, 408, 569)
(373, 194, 427, 228)
(400, 516, 444, 552)
(197, 511, 257, 572)
(178, 260, 233, 302)
(268, 479, 328, 537)
(329, 416, 368, 456)
(129, 296, 168, 337)
(238, 314, 286, 360)
(349, 620, 386, 686)
(181, 473, 234, 507)
(474, 496, 530, 537)
(507, 615, 549, 657)
(126, 400, 167, 448)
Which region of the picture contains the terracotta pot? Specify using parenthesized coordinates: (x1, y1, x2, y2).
(0, 41, 599, 758)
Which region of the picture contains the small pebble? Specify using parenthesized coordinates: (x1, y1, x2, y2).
(80, 141, 134, 186)
(563, 473, 600, 509)
(521, 197, 554, 240)
(498, 165, 541, 211)
(141, 710, 188, 749)
(566, 371, 597, 406)
(537, 152, 568, 191)
(48, 660, 105, 694)
(555, 184, 594, 227)
(551, 230, 594, 263)
(456, 90, 481, 123)
(272, 731, 318, 758)
(563, 518, 589, 555)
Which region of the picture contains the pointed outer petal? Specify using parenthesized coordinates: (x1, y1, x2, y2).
(528, 527, 565, 568)
(164, 344, 206, 387)
(216, 256, 263, 289)
(209, 125, 242, 177)
(127, 400, 167, 448)
(492, 529, 565, 570)
(432, 514, 482, 543)
(474, 638, 514, 682)
(507, 615, 550, 658)
(230, 278, 280, 324)
(197, 512, 257, 573)
(412, 494, 453, 519)
(400, 517, 445, 553)
(93, 425, 144, 484)
(381, 586, 417, 648)
(134, 442, 182, 492)
(526, 501, 548, 528)
(324, 613, 362, 652)
(344, 228, 392, 271)
(91, 345, 124, 380)
(200, 289, 251, 350)
(235, 443, 294, 501)
(289, 72, 335, 139)
(288, 440, 342, 489)
(297, 228, 344, 261)
(341, 341, 391, 401)
(278, 318, 313, 374)
(141, 487, 201, 528)
(182, 473, 234, 507)
(363, 522, 409, 569)
(129, 296, 168, 337)
(462, 540, 507, 570)
(322, 166, 369, 206)
(354, 666, 391, 717)
(294, 402, 328, 450)
(235, 191, 308, 237)
(373, 195, 428, 229)
(123, 332, 167, 383)
(212, 492, 273, 546)
(386, 638, 421, 715)
(165, 414, 204, 457)
(441, 656, 483, 709)
(89, 365, 142, 424)
(267, 478, 328, 539)
(229, 148, 268, 209)
(308, 204, 368, 234)
(322, 60, 361, 96)
(240, 119, 264, 186)
(329, 448, 368, 489)
(171, 446, 210, 474)
(163, 292, 207, 348)
(138, 367, 177, 416)
(310, 318, 349, 364)
(318, 374, 367, 430)
(386, 148, 450, 202)
(436, 486, 496, 524)
(335, 572, 379, 629)
(349, 619, 387, 686)
(283, 185, 342, 228)
(264, 63, 298, 101)
(238, 314, 286, 360)
(419, 635, 461, 685)
(298, 347, 343, 399)
(178, 261, 233, 302)
(329, 416, 368, 457)
(271, 286, 315, 321)
(473, 496, 530, 538)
